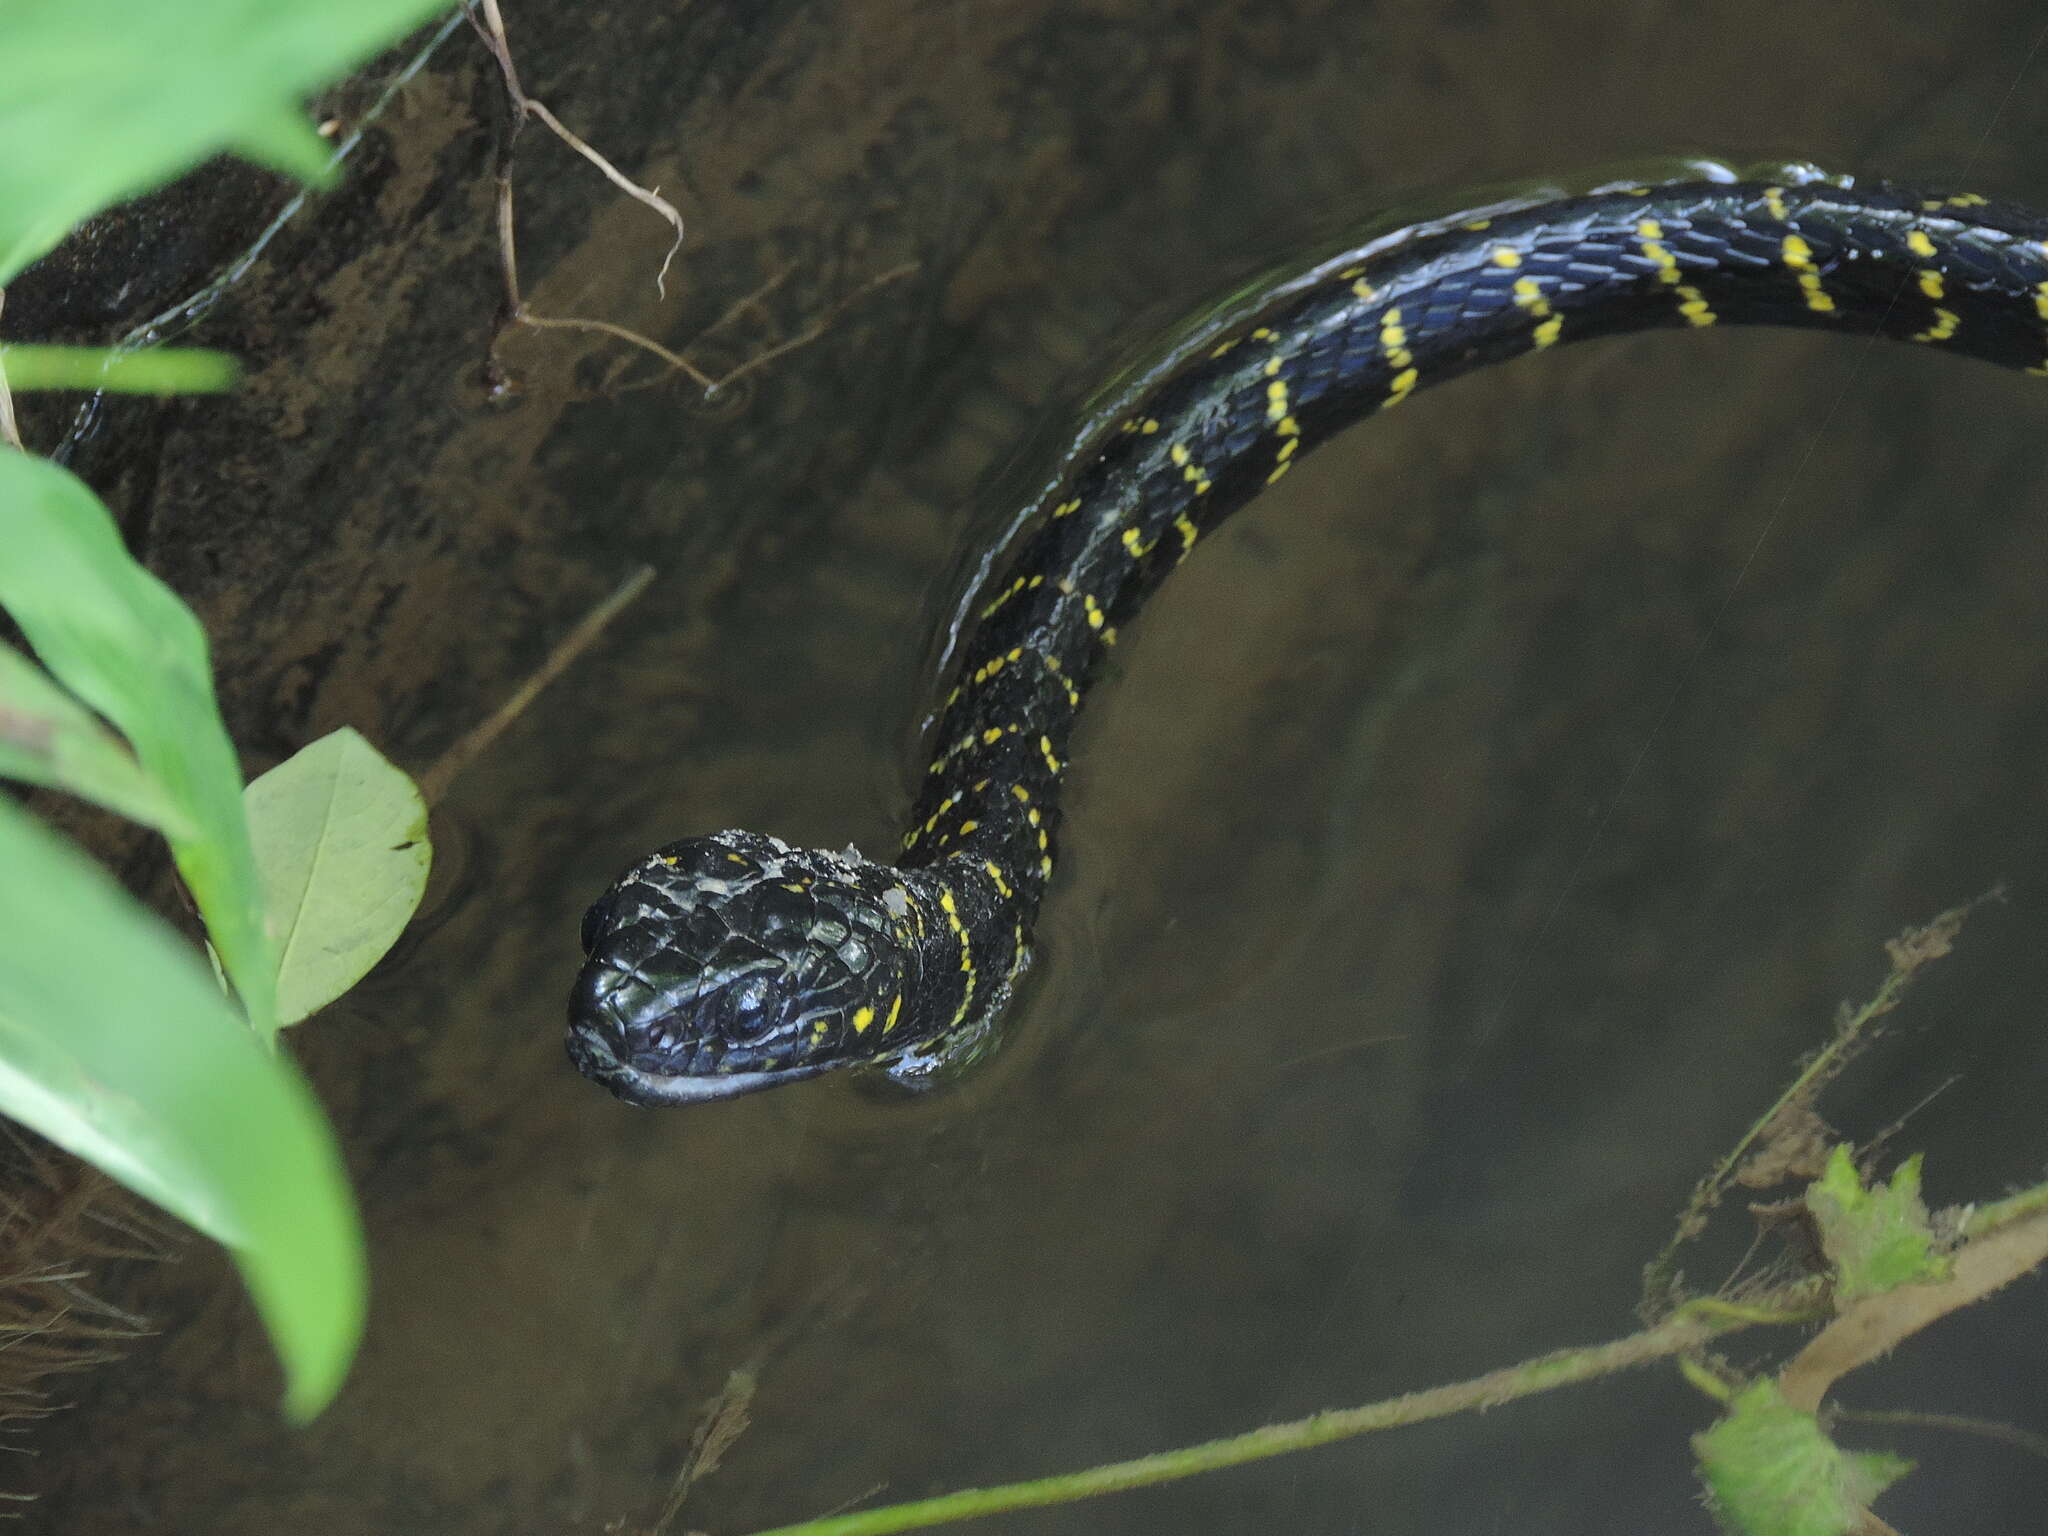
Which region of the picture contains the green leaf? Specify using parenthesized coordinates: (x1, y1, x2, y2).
(246, 728, 430, 1026)
(0, 345, 240, 396)
(0, 639, 197, 837)
(225, 99, 342, 185)
(1806, 1146, 1951, 1303)
(0, 451, 276, 1035)
(0, 0, 458, 285)
(0, 797, 364, 1419)
(1694, 1380, 1913, 1536)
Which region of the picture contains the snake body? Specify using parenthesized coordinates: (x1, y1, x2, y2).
(568, 163, 2048, 1105)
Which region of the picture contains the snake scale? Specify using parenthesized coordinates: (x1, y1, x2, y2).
(567, 162, 2048, 1105)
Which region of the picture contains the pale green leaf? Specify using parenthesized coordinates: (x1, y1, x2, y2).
(0, 639, 197, 837)
(1806, 1146, 1950, 1303)
(246, 728, 430, 1026)
(0, 451, 276, 1035)
(225, 98, 341, 184)
(0, 797, 364, 1419)
(1695, 1380, 1912, 1536)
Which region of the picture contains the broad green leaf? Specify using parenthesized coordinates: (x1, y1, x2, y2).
(0, 451, 276, 1035)
(247, 728, 430, 1026)
(1694, 1380, 1911, 1536)
(0, 0, 457, 284)
(1806, 1146, 1950, 1303)
(0, 797, 364, 1419)
(0, 639, 197, 837)
(0, 345, 239, 396)
(226, 99, 341, 185)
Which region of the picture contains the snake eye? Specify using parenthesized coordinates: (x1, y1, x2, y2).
(721, 971, 780, 1043)
(579, 894, 615, 957)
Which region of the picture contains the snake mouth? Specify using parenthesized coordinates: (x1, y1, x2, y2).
(565, 1021, 833, 1105)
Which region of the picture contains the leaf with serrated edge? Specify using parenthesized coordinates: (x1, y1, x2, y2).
(1807, 1147, 1950, 1303)
(1695, 1380, 1911, 1536)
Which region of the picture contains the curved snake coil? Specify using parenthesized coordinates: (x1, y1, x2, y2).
(568, 162, 2048, 1105)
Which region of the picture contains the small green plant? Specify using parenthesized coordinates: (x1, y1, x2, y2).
(633, 902, 2048, 1536)
(0, 0, 455, 1419)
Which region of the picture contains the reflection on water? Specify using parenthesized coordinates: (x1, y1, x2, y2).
(42, 0, 2048, 1531)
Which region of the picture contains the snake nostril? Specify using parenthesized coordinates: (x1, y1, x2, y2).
(569, 961, 635, 1039)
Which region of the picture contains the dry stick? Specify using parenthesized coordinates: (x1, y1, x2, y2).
(467, 0, 694, 373)
(416, 563, 655, 807)
(602, 260, 923, 401)
(466, 1, 914, 400)
(497, 199, 917, 399)
(686, 262, 920, 401)
(526, 311, 711, 389)
(593, 262, 804, 395)
(469, 0, 685, 287)
(520, 97, 685, 297)
(478, 77, 715, 390)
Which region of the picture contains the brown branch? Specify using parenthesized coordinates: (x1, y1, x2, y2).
(1779, 1209, 2048, 1412)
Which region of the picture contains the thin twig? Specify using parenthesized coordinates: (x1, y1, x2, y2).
(521, 99, 684, 296)
(1834, 1406, 2048, 1461)
(465, 2, 914, 402)
(467, 0, 684, 296)
(595, 262, 804, 396)
(493, 169, 523, 316)
(688, 262, 919, 400)
(466, 0, 529, 134)
(417, 564, 655, 807)
(517, 311, 717, 392)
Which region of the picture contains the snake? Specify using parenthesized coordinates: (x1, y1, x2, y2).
(567, 160, 2048, 1105)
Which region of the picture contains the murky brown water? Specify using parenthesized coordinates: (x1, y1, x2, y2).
(27, 0, 2048, 1530)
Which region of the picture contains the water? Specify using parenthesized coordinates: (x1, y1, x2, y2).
(37, 0, 2048, 1530)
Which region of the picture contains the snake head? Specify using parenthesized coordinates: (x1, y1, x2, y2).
(567, 831, 923, 1104)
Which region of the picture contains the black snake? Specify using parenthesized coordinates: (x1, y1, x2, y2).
(567, 162, 2048, 1104)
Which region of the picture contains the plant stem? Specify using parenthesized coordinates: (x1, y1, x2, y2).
(733, 1303, 1792, 1536)
(1641, 891, 1995, 1307)
(1961, 1179, 2048, 1241)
